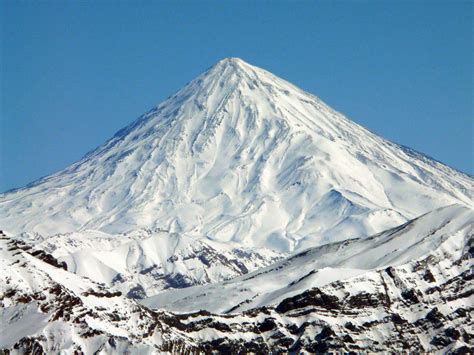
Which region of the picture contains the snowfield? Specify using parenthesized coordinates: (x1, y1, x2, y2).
(0, 58, 472, 353)
(142, 204, 473, 313)
(1, 204, 472, 353)
(0, 58, 471, 250)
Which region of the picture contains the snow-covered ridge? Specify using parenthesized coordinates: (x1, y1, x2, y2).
(18, 229, 282, 299)
(142, 204, 473, 313)
(1, 204, 472, 353)
(0, 58, 472, 253)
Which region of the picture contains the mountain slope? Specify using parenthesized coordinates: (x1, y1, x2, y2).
(0, 58, 471, 253)
(18, 229, 281, 299)
(0, 232, 193, 353)
(1, 208, 472, 353)
(142, 204, 473, 313)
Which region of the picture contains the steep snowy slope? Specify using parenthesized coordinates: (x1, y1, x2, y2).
(0, 232, 193, 353)
(143, 204, 473, 313)
(0, 58, 471, 252)
(17, 229, 281, 298)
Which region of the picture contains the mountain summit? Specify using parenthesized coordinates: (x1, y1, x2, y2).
(0, 58, 471, 251)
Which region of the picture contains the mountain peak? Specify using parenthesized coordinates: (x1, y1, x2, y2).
(216, 57, 247, 65)
(0, 59, 471, 246)
(214, 57, 250, 69)
(206, 57, 260, 80)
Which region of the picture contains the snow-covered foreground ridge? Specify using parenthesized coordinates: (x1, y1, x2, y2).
(1, 204, 472, 353)
(142, 204, 473, 313)
(0, 58, 472, 252)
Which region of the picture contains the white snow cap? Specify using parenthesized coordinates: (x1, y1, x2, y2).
(0, 57, 472, 251)
(214, 57, 251, 67)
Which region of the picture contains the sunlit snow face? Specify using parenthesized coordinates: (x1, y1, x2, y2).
(0, 58, 471, 250)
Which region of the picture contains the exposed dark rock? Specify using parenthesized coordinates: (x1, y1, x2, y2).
(139, 264, 157, 275)
(431, 334, 452, 347)
(258, 318, 277, 332)
(29, 249, 67, 270)
(346, 291, 389, 308)
(82, 289, 122, 298)
(391, 313, 407, 325)
(385, 266, 396, 278)
(315, 326, 335, 341)
(425, 307, 445, 328)
(111, 274, 125, 283)
(401, 288, 421, 303)
(160, 273, 195, 289)
(12, 337, 45, 355)
(275, 288, 339, 313)
(344, 321, 357, 331)
(126, 285, 146, 299)
(81, 329, 104, 338)
(452, 346, 474, 355)
(423, 269, 436, 283)
(445, 327, 461, 340)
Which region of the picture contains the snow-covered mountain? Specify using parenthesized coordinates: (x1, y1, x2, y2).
(17, 229, 281, 299)
(1, 204, 472, 353)
(142, 204, 473, 313)
(1, 58, 473, 353)
(0, 58, 471, 253)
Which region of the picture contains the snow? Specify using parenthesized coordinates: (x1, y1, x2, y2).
(0, 58, 471, 255)
(0, 303, 49, 348)
(142, 204, 473, 313)
(0, 58, 472, 353)
(35, 229, 281, 297)
(0, 205, 472, 352)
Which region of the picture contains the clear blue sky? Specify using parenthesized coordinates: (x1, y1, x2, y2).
(1, 0, 472, 192)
